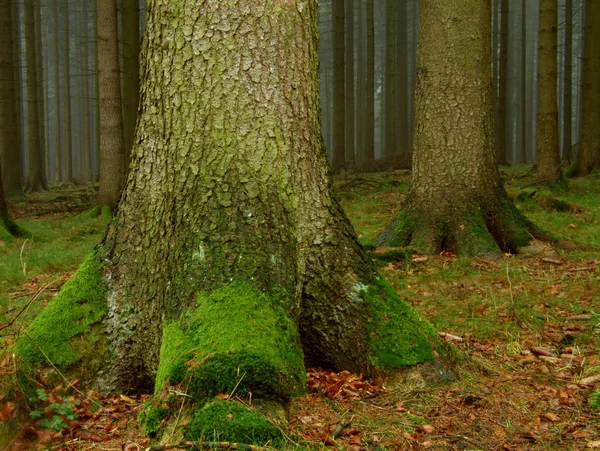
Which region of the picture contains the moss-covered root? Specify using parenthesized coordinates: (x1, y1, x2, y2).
(0, 217, 31, 239)
(364, 278, 442, 369)
(79, 204, 112, 221)
(11, 252, 109, 380)
(377, 199, 557, 257)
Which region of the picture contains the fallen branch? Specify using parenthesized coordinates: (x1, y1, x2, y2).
(579, 374, 600, 386)
(438, 332, 463, 342)
(145, 441, 268, 451)
(331, 419, 352, 440)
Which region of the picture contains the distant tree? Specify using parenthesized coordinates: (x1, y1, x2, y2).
(16, 2, 441, 433)
(536, 0, 562, 184)
(344, 0, 354, 166)
(97, 0, 126, 209)
(0, 0, 22, 195)
(573, 0, 600, 176)
(332, 0, 345, 169)
(61, 0, 73, 181)
(120, 0, 140, 160)
(24, 0, 47, 192)
(384, 0, 397, 158)
(562, 0, 573, 159)
(377, 0, 552, 255)
(364, 0, 375, 162)
(494, 0, 509, 165)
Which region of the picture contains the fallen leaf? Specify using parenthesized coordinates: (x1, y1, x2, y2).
(0, 402, 16, 421)
(544, 413, 560, 422)
(568, 224, 577, 229)
(531, 347, 555, 357)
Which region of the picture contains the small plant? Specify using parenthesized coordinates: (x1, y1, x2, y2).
(590, 390, 600, 411)
(29, 389, 79, 431)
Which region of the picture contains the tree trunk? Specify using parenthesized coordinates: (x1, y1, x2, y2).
(16, 2, 442, 439)
(81, 0, 92, 182)
(384, 0, 397, 158)
(495, 0, 508, 165)
(574, 0, 600, 176)
(97, 0, 126, 209)
(396, 1, 409, 158)
(344, 0, 354, 166)
(364, 0, 375, 163)
(562, 0, 573, 159)
(536, 0, 562, 184)
(332, 0, 345, 170)
(0, 0, 22, 195)
(24, 0, 47, 192)
(377, 0, 551, 256)
(120, 0, 140, 161)
(62, 0, 72, 181)
(519, 0, 527, 164)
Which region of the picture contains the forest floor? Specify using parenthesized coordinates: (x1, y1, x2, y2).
(1, 166, 599, 450)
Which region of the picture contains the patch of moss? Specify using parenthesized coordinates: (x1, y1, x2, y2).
(186, 400, 283, 446)
(370, 249, 412, 264)
(364, 278, 440, 368)
(155, 282, 306, 402)
(138, 400, 170, 436)
(12, 252, 108, 368)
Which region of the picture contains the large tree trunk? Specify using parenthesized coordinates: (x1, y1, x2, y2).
(24, 0, 47, 193)
(0, 0, 22, 195)
(15, 1, 442, 440)
(536, 0, 562, 184)
(377, 0, 551, 256)
(97, 0, 126, 209)
(574, 0, 600, 176)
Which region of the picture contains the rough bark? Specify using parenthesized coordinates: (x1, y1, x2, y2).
(0, 0, 22, 195)
(97, 0, 126, 209)
(0, 159, 26, 237)
(377, 0, 550, 256)
(17, 0, 442, 408)
(24, 0, 47, 193)
(536, 0, 562, 184)
(120, 0, 140, 161)
(574, 0, 600, 176)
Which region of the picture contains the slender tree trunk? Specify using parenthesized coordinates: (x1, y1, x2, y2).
(62, 0, 72, 181)
(377, 0, 551, 256)
(81, 0, 92, 182)
(355, 0, 365, 167)
(574, 0, 600, 176)
(120, 0, 140, 162)
(384, 0, 397, 158)
(97, 0, 126, 209)
(495, 0, 509, 165)
(332, 0, 345, 169)
(562, 0, 573, 159)
(519, 0, 528, 163)
(0, 159, 25, 236)
(34, 0, 47, 183)
(344, 0, 354, 167)
(396, 0, 409, 159)
(24, 0, 47, 192)
(364, 0, 375, 163)
(0, 0, 22, 195)
(537, 0, 562, 184)
(52, 0, 63, 182)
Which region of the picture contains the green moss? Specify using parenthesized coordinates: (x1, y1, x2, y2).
(155, 282, 306, 402)
(364, 278, 440, 368)
(186, 400, 283, 446)
(12, 252, 108, 368)
(394, 210, 415, 244)
(138, 401, 170, 436)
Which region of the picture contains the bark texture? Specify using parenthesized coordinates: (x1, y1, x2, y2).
(97, 0, 126, 209)
(120, 0, 140, 160)
(0, 0, 21, 195)
(377, 0, 549, 256)
(574, 0, 600, 176)
(536, 0, 562, 184)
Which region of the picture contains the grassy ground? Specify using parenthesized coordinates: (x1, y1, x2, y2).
(1, 169, 599, 450)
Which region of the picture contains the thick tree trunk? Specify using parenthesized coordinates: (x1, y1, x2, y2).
(0, 0, 22, 195)
(16, 2, 442, 429)
(574, 0, 600, 176)
(24, 0, 47, 193)
(97, 0, 126, 209)
(377, 0, 550, 256)
(120, 0, 140, 161)
(536, 0, 562, 184)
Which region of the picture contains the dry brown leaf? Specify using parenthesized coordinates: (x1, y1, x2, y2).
(544, 413, 560, 422)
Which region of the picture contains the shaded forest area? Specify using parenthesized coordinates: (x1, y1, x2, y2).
(0, 0, 599, 450)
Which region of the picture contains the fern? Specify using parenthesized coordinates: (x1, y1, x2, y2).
(590, 389, 600, 410)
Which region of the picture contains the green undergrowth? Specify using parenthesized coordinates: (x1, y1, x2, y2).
(155, 282, 306, 402)
(365, 278, 441, 368)
(12, 252, 108, 371)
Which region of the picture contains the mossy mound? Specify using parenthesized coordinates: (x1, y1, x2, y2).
(155, 282, 306, 403)
(138, 400, 170, 436)
(365, 278, 440, 368)
(185, 400, 283, 446)
(12, 252, 108, 369)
